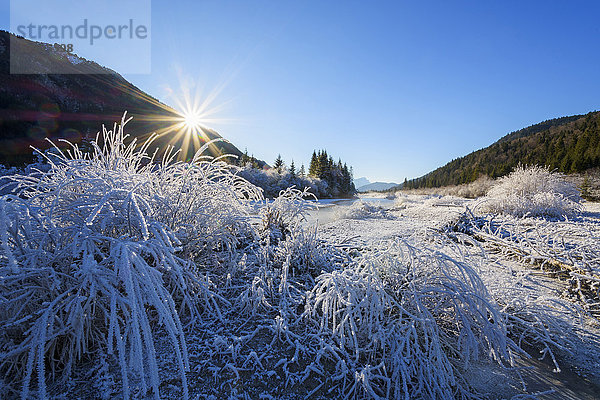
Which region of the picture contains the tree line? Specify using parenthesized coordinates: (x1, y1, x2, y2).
(308, 150, 355, 196)
(235, 149, 356, 198)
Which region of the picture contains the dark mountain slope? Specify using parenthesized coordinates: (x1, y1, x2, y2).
(496, 114, 584, 144)
(405, 111, 600, 189)
(0, 31, 243, 165)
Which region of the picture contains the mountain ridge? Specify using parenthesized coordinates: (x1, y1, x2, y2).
(357, 181, 398, 192)
(353, 177, 370, 188)
(404, 111, 600, 189)
(0, 30, 246, 165)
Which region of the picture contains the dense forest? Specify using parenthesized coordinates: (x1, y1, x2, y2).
(308, 150, 355, 195)
(404, 111, 600, 189)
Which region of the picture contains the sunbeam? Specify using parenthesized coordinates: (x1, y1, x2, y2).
(152, 67, 240, 160)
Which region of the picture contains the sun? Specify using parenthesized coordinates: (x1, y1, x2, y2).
(182, 111, 203, 132)
(136, 69, 239, 161)
(110, 68, 238, 162)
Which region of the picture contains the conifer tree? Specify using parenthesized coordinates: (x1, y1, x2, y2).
(317, 151, 329, 179)
(309, 151, 319, 177)
(274, 154, 284, 173)
(308, 150, 356, 196)
(240, 148, 250, 166)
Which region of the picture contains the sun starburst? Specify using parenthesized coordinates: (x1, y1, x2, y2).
(98, 66, 236, 161)
(182, 111, 203, 131)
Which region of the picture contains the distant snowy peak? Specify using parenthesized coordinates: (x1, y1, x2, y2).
(353, 177, 370, 188)
(357, 181, 398, 192)
(354, 177, 399, 192)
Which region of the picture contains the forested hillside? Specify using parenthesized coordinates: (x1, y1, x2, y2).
(405, 111, 600, 189)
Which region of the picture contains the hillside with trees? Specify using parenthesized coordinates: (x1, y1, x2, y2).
(404, 111, 600, 189)
(0, 31, 243, 165)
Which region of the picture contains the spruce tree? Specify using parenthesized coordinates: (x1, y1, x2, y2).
(317, 151, 329, 180)
(240, 148, 250, 166)
(309, 151, 318, 177)
(305, 149, 356, 196)
(274, 154, 284, 173)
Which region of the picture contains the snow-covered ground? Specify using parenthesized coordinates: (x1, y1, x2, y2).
(3, 122, 599, 399)
(318, 195, 600, 399)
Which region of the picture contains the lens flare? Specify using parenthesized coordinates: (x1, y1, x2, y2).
(162, 70, 237, 160)
(183, 111, 203, 131)
(93, 65, 237, 161)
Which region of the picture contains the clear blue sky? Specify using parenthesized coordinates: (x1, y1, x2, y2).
(3, 1, 600, 182)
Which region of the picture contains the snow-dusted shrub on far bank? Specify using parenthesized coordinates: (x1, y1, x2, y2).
(334, 200, 391, 219)
(454, 175, 495, 198)
(399, 176, 494, 199)
(480, 165, 582, 218)
(238, 165, 330, 198)
(0, 113, 262, 399)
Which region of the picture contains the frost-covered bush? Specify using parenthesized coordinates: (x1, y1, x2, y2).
(481, 165, 582, 218)
(455, 176, 494, 198)
(335, 200, 390, 220)
(0, 197, 194, 399)
(303, 238, 513, 399)
(200, 231, 516, 399)
(238, 166, 329, 198)
(392, 194, 424, 210)
(258, 186, 316, 242)
(151, 154, 261, 259)
(0, 113, 260, 399)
